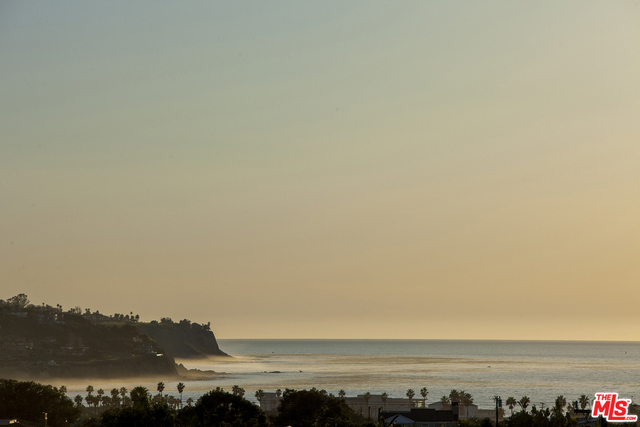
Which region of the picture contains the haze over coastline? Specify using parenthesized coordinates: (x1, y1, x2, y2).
(1, 1, 639, 341)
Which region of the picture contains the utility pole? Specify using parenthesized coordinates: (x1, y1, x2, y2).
(494, 396, 502, 427)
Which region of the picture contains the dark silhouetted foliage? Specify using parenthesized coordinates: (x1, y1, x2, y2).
(0, 379, 80, 427)
(176, 389, 267, 427)
(98, 403, 175, 427)
(276, 388, 357, 427)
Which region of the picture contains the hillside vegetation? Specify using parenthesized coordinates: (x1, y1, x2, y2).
(0, 294, 226, 380)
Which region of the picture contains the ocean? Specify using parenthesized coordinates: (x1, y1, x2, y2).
(68, 339, 640, 409)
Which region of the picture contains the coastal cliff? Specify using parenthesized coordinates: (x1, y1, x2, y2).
(137, 320, 228, 359)
(0, 295, 226, 381)
(1, 353, 179, 381)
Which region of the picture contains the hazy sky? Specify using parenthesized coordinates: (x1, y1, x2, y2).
(2, 1, 639, 340)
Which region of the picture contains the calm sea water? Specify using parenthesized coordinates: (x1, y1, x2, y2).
(68, 340, 640, 409)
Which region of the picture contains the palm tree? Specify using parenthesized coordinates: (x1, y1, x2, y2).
(85, 395, 93, 413)
(110, 388, 120, 408)
(186, 397, 194, 407)
(406, 389, 415, 407)
(177, 382, 185, 408)
(255, 389, 265, 406)
(506, 397, 517, 416)
(338, 389, 346, 399)
(119, 387, 128, 407)
(553, 395, 566, 418)
(102, 396, 112, 408)
(232, 385, 245, 397)
(460, 391, 474, 418)
(131, 386, 149, 410)
(87, 394, 99, 415)
(276, 388, 282, 398)
(74, 395, 83, 408)
(157, 382, 165, 396)
(579, 394, 590, 410)
(440, 395, 451, 410)
(59, 386, 67, 395)
(165, 396, 176, 409)
(518, 396, 531, 413)
(97, 389, 105, 409)
(420, 388, 429, 407)
(381, 392, 388, 410)
(363, 392, 372, 419)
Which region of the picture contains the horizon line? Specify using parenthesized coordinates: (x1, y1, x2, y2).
(216, 338, 640, 343)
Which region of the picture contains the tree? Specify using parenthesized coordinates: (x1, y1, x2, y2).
(59, 385, 67, 395)
(506, 397, 517, 416)
(0, 379, 80, 427)
(7, 293, 29, 308)
(99, 402, 175, 427)
(420, 387, 429, 406)
(578, 394, 590, 410)
(553, 395, 566, 419)
(363, 391, 371, 406)
(102, 395, 112, 408)
(440, 395, 451, 410)
(518, 396, 531, 413)
(177, 382, 185, 408)
(157, 382, 165, 396)
(97, 388, 105, 406)
(255, 389, 265, 405)
(338, 389, 346, 399)
(381, 392, 388, 410)
(110, 388, 121, 408)
(363, 392, 372, 419)
(407, 389, 415, 406)
(177, 389, 267, 427)
(276, 388, 283, 398)
(86, 385, 95, 413)
(74, 394, 84, 408)
(120, 387, 128, 407)
(167, 396, 179, 410)
(131, 386, 150, 410)
(232, 385, 245, 398)
(460, 391, 474, 418)
(276, 388, 356, 427)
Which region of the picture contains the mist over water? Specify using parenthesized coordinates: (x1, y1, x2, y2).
(67, 340, 640, 408)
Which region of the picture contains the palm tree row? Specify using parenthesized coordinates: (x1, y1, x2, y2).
(503, 394, 593, 417)
(78, 382, 188, 413)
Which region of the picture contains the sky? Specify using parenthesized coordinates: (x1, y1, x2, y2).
(1, 1, 639, 340)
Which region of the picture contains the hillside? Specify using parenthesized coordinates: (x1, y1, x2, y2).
(0, 294, 225, 380)
(138, 318, 228, 359)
